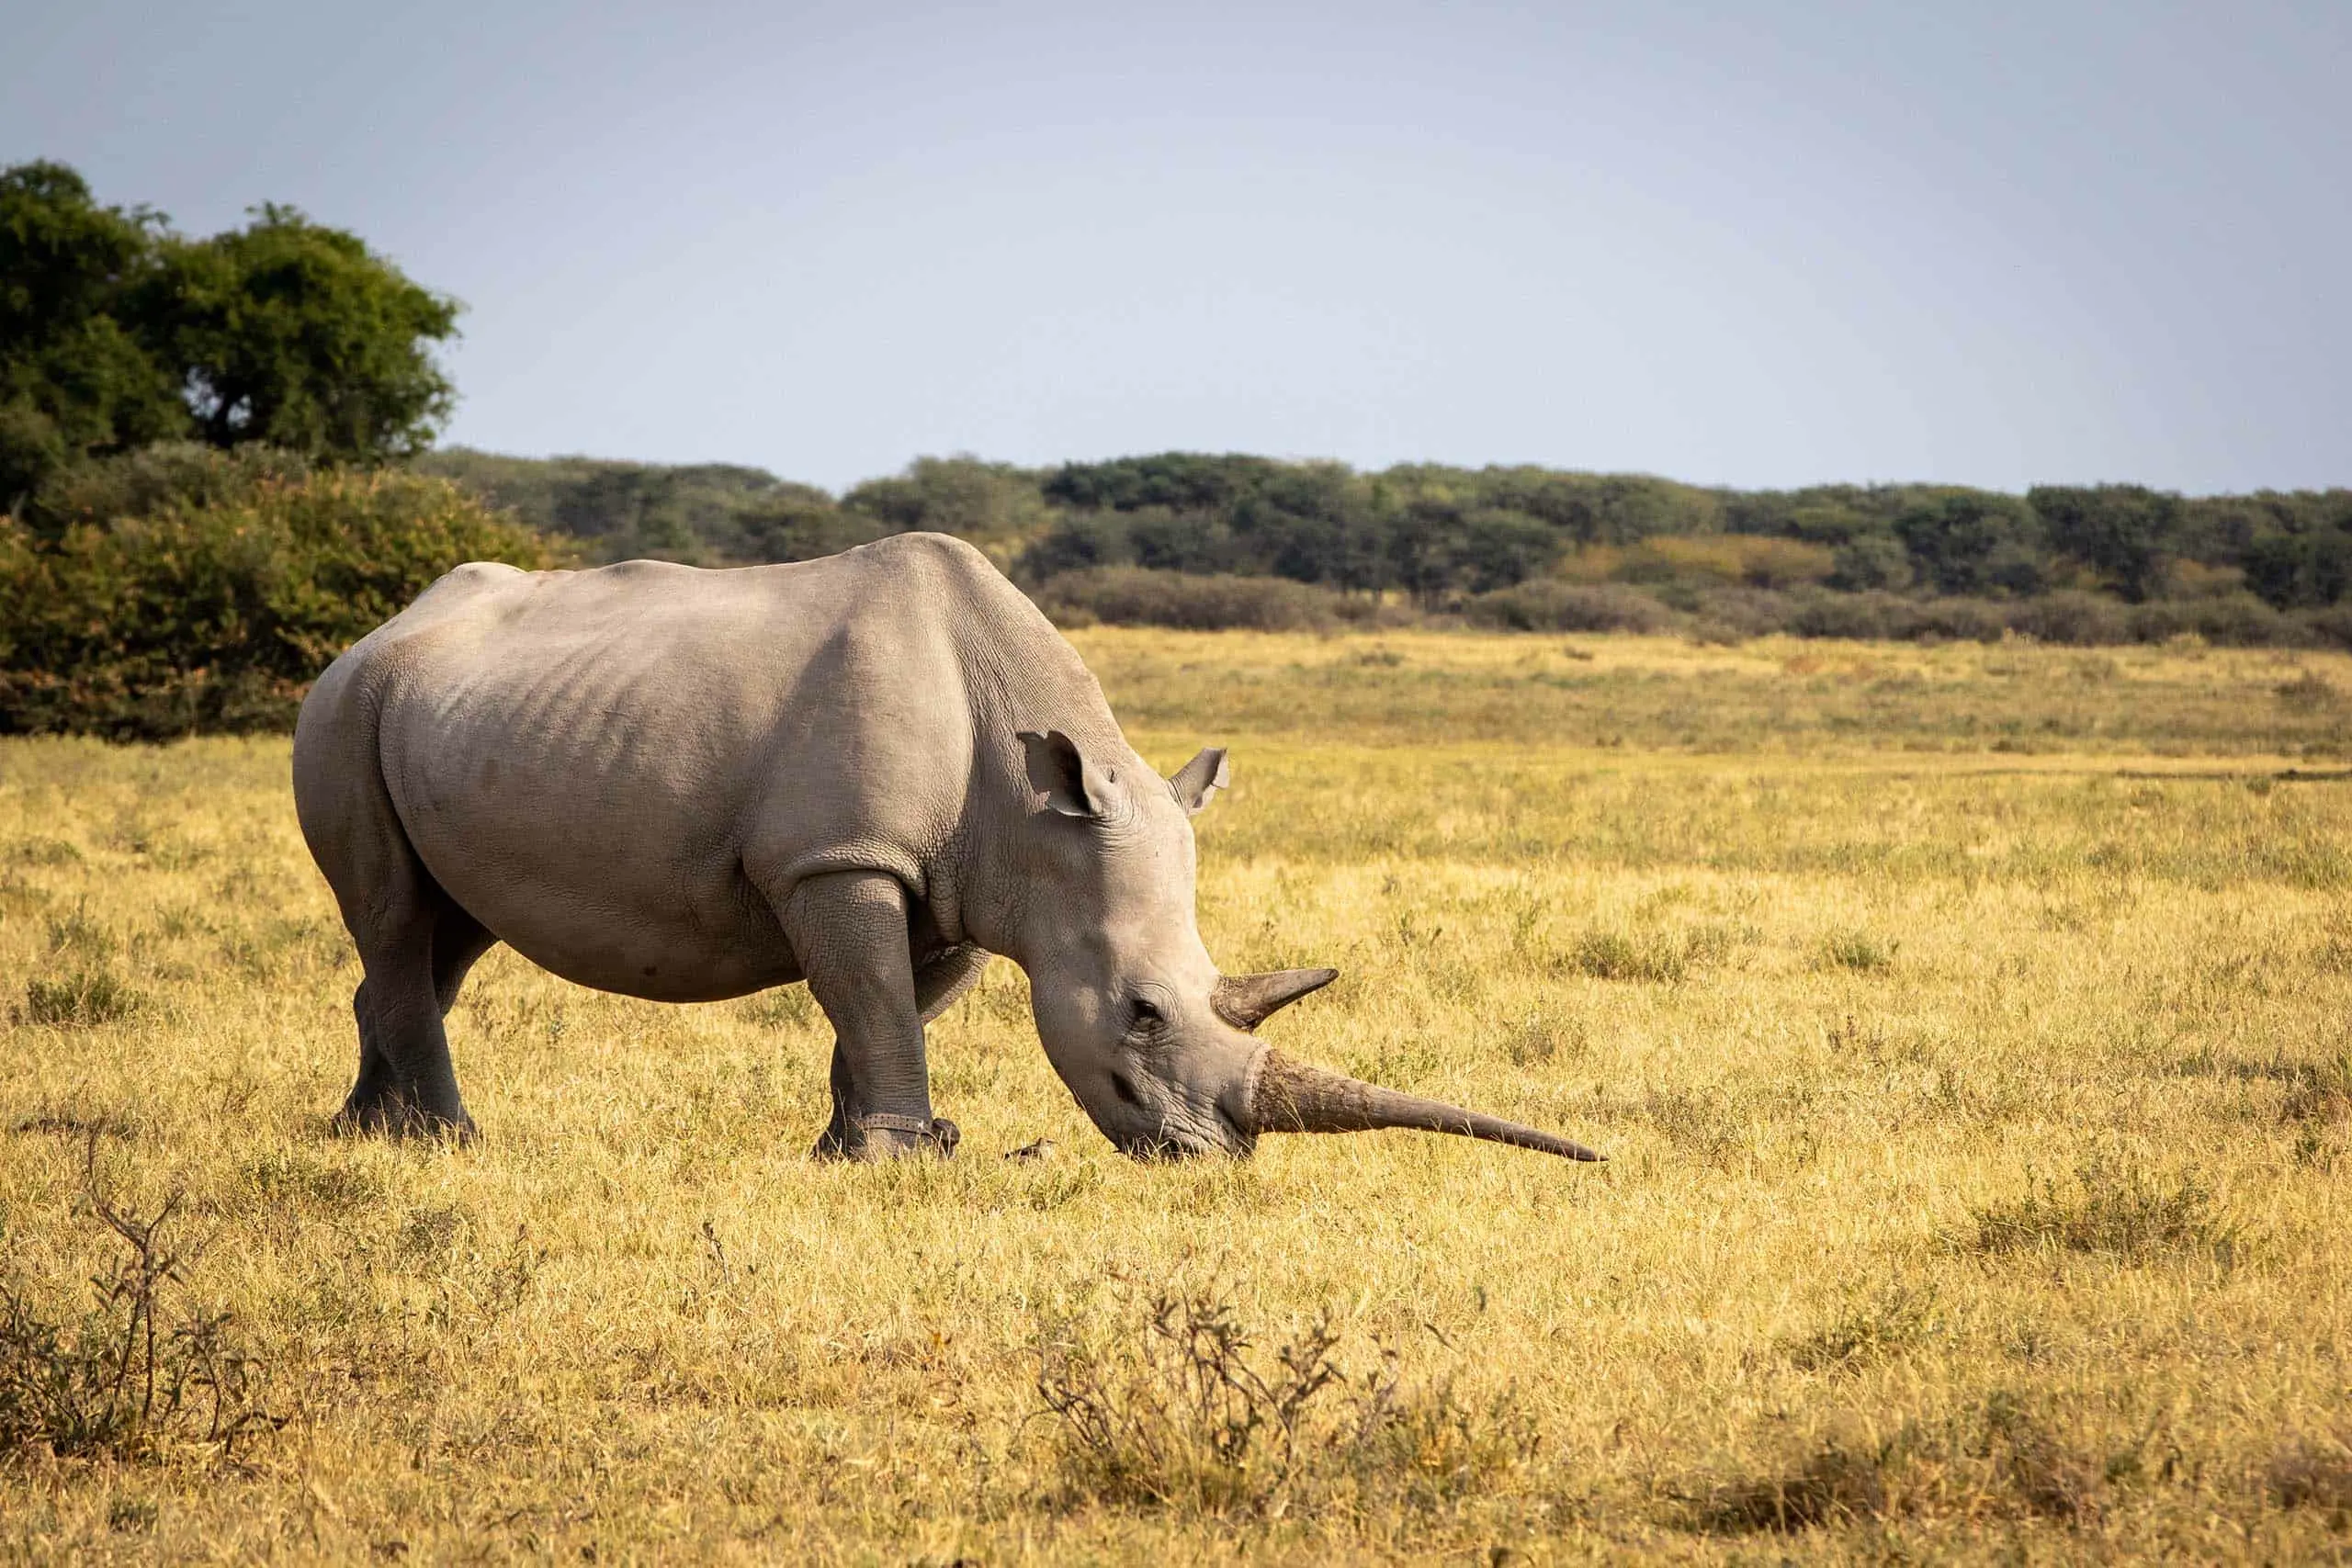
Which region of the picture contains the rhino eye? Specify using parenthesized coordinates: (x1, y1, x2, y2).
(1130, 998, 1165, 1030)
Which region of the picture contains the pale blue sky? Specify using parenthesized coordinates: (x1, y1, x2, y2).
(6, 1, 2346, 492)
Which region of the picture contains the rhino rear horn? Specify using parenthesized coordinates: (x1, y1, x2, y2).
(1248, 1048, 1603, 1161)
(1213, 967, 1339, 1031)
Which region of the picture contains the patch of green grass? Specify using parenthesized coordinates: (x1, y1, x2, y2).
(1962, 1159, 2233, 1265)
(20, 966, 142, 1027)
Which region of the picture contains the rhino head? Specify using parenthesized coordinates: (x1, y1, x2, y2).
(1008, 730, 1601, 1163)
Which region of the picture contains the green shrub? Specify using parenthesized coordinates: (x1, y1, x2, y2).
(0, 446, 556, 738)
(2127, 592, 2301, 648)
(1030, 566, 1410, 632)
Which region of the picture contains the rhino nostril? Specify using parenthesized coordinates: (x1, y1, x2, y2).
(1109, 1069, 1143, 1108)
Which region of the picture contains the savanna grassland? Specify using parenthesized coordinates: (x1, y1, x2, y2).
(4, 628, 2351, 1563)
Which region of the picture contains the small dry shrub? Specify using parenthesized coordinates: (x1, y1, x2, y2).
(1034, 1282, 1534, 1519)
(1815, 929, 1896, 974)
(1961, 1158, 2232, 1264)
(0, 1141, 279, 1464)
(2267, 1430, 2352, 1520)
(6, 836, 83, 866)
(2273, 670, 2344, 710)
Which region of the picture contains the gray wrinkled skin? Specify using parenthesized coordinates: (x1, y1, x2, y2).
(292, 533, 1272, 1158)
(294, 532, 1600, 1164)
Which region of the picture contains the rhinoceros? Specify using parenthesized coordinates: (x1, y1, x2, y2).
(291, 532, 1600, 1164)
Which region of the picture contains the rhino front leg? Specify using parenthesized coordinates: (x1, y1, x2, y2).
(776, 870, 949, 1161)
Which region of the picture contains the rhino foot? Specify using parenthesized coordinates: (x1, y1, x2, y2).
(332, 1095, 478, 1145)
(812, 1114, 960, 1161)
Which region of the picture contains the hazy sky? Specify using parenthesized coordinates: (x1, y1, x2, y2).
(6, 1, 2346, 493)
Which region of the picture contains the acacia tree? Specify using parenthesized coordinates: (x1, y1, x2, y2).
(142, 205, 458, 460)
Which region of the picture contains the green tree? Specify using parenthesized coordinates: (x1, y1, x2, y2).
(142, 204, 458, 460)
(2, 161, 460, 499)
(1894, 492, 2043, 595)
(2027, 485, 2178, 602)
(0, 164, 187, 502)
(842, 456, 1051, 554)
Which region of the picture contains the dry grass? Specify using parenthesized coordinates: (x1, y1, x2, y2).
(1, 629, 2349, 1560)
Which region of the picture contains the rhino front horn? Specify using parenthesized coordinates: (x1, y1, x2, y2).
(1213, 968, 1339, 1031)
(1248, 1048, 1604, 1161)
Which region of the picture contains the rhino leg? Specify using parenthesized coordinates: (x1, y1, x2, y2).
(340, 905, 496, 1135)
(806, 942, 988, 1153)
(775, 870, 948, 1160)
(304, 730, 491, 1140)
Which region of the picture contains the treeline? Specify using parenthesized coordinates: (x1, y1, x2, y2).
(423, 447, 2352, 623)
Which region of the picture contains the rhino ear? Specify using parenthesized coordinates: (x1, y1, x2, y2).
(1168, 747, 1229, 816)
(1020, 730, 1112, 818)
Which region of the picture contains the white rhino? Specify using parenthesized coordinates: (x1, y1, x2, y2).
(291, 533, 1600, 1163)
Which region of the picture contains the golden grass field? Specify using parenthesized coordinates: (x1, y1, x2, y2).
(4, 627, 2351, 1562)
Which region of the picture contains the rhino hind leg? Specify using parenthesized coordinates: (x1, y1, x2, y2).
(774, 870, 950, 1161)
(335, 900, 489, 1140)
(304, 728, 492, 1141)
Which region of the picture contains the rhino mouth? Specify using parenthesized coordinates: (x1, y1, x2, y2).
(1120, 1119, 1255, 1162)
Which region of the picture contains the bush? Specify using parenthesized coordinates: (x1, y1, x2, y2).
(2126, 592, 2302, 648)
(1960, 1157, 2233, 1264)
(1689, 586, 1799, 639)
(0, 446, 556, 738)
(1464, 580, 1682, 634)
(1028, 567, 1409, 632)
(1616, 534, 1837, 590)
(2302, 604, 2352, 651)
(20, 966, 142, 1027)
(2007, 590, 2132, 645)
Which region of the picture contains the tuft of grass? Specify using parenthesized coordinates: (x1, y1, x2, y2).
(1815, 928, 1897, 973)
(44, 899, 114, 956)
(2278, 1053, 2352, 1126)
(1961, 1158, 2233, 1265)
(1034, 1281, 1533, 1518)
(1785, 1282, 1942, 1371)
(1566, 923, 1732, 983)
(21, 966, 143, 1027)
